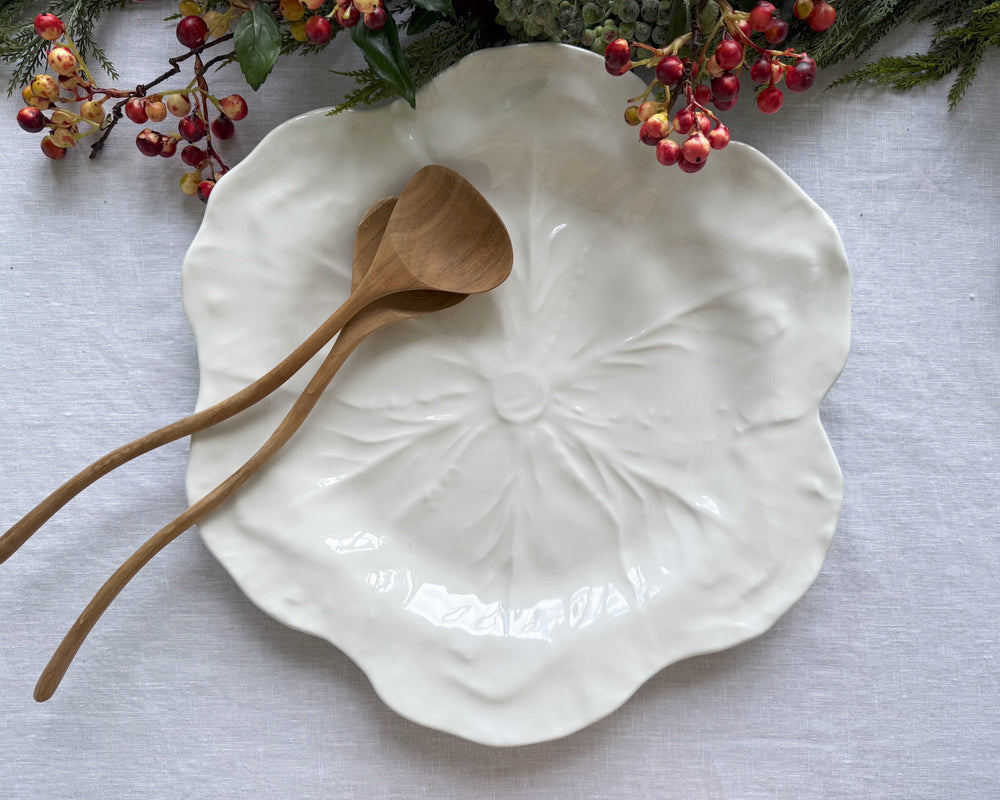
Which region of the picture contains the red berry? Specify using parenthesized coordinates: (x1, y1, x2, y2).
(307, 14, 334, 40)
(677, 157, 706, 173)
(33, 13, 65, 41)
(197, 180, 215, 203)
(604, 38, 631, 72)
(176, 15, 209, 49)
(757, 85, 784, 114)
(809, 1, 836, 32)
(750, 57, 772, 83)
(693, 83, 712, 106)
(219, 94, 248, 121)
(159, 137, 179, 158)
(764, 18, 789, 44)
(178, 114, 206, 142)
(655, 55, 684, 86)
(785, 55, 817, 93)
(639, 114, 670, 145)
(708, 125, 730, 150)
(713, 96, 737, 111)
(40, 135, 65, 160)
(673, 107, 695, 135)
(748, 2, 776, 32)
(637, 101, 659, 121)
(181, 145, 208, 167)
(697, 113, 712, 135)
(135, 128, 163, 157)
(124, 98, 148, 124)
(710, 73, 740, 102)
(681, 132, 710, 164)
(714, 39, 743, 71)
(364, 7, 387, 29)
(211, 115, 235, 139)
(17, 106, 46, 133)
(655, 138, 681, 166)
(793, 0, 814, 20)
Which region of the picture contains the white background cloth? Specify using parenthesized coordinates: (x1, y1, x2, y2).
(1, 7, 997, 798)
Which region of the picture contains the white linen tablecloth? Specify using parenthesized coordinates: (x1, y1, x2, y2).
(1, 7, 997, 798)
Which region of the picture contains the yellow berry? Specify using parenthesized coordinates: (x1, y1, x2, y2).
(202, 10, 229, 37)
(30, 73, 60, 101)
(289, 19, 308, 40)
(146, 100, 168, 122)
(80, 100, 106, 124)
(49, 126, 76, 148)
(49, 108, 76, 126)
(179, 0, 201, 15)
(47, 46, 77, 76)
(180, 171, 201, 195)
(280, 0, 305, 20)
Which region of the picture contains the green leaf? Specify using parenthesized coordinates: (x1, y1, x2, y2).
(350, 14, 416, 108)
(233, 3, 281, 91)
(411, 0, 456, 17)
(407, 7, 444, 35)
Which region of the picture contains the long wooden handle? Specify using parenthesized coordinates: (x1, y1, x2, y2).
(33, 308, 388, 702)
(1, 290, 371, 566)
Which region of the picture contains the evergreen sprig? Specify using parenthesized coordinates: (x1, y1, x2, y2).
(791, 0, 999, 108)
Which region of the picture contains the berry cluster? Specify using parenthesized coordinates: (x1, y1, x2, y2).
(280, 0, 389, 40)
(605, 0, 835, 173)
(14, 6, 251, 202)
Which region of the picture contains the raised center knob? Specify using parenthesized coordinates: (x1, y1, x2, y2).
(492, 369, 548, 424)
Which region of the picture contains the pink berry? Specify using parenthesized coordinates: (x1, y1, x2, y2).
(637, 101, 659, 122)
(748, 2, 776, 32)
(604, 38, 631, 72)
(708, 125, 730, 149)
(197, 180, 215, 203)
(655, 55, 684, 86)
(673, 107, 695, 135)
(693, 83, 712, 106)
(793, 0, 814, 20)
(677, 157, 706, 173)
(124, 98, 148, 124)
(750, 57, 772, 83)
(785, 55, 817, 93)
(710, 73, 740, 102)
(681, 132, 710, 164)
(714, 39, 743, 71)
(307, 14, 334, 40)
(639, 114, 670, 145)
(181, 144, 208, 167)
(166, 94, 192, 117)
(40, 135, 66, 160)
(364, 7, 387, 29)
(756, 85, 784, 114)
(809, 1, 836, 32)
(176, 15, 209, 49)
(178, 114, 206, 142)
(17, 106, 46, 133)
(211, 115, 235, 139)
(764, 18, 789, 44)
(655, 138, 681, 167)
(135, 128, 163, 157)
(34, 13, 65, 41)
(697, 113, 712, 135)
(220, 94, 248, 121)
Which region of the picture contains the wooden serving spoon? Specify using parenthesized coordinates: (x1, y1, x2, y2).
(33, 175, 513, 701)
(1, 164, 512, 565)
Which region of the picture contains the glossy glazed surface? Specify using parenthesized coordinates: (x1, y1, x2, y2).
(181, 44, 850, 746)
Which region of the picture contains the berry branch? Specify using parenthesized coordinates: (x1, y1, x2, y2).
(604, 0, 835, 172)
(89, 33, 235, 160)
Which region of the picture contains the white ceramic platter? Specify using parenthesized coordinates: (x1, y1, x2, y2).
(182, 43, 850, 746)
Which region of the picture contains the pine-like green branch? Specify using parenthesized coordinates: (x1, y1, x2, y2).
(827, 1, 1000, 109)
